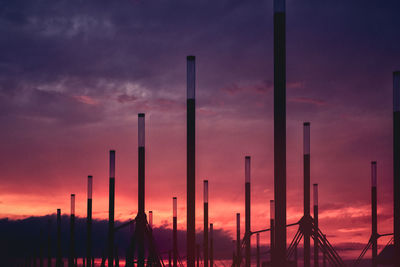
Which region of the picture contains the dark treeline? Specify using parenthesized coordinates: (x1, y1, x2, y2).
(0, 215, 233, 261)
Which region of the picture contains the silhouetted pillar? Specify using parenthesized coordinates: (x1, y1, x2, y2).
(371, 162, 377, 267)
(87, 176, 93, 267)
(173, 197, 178, 267)
(270, 200, 275, 265)
(169, 250, 172, 267)
(322, 235, 326, 267)
(245, 156, 251, 267)
(149, 211, 153, 229)
(394, 71, 400, 267)
(187, 55, 196, 267)
(138, 113, 146, 267)
(313, 184, 318, 267)
(47, 219, 51, 267)
(69, 194, 75, 267)
(204, 180, 209, 267)
(108, 150, 116, 267)
(196, 245, 200, 267)
(256, 233, 260, 267)
(273, 0, 287, 265)
(303, 122, 311, 267)
(236, 213, 241, 266)
(210, 223, 214, 267)
(56, 209, 62, 267)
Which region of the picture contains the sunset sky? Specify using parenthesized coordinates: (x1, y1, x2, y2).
(1, 0, 400, 259)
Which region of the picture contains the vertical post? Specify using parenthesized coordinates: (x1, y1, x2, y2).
(204, 180, 209, 267)
(270, 200, 275, 265)
(138, 113, 145, 267)
(322, 235, 326, 267)
(196, 245, 200, 267)
(173, 197, 178, 267)
(273, 0, 287, 265)
(87, 176, 93, 267)
(149, 211, 153, 228)
(313, 184, 319, 267)
(169, 251, 172, 267)
(210, 223, 214, 267)
(245, 156, 251, 267)
(371, 161, 377, 267)
(69, 194, 75, 267)
(236, 213, 241, 266)
(187, 55, 196, 267)
(109, 150, 116, 267)
(256, 233, 260, 267)
(47, 219, 51, 267)
(303, 122, 311, 267)
(394, 71, 400, 267)
(56, 209, 62, 267)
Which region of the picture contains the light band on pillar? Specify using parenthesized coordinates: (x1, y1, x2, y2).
(109, 150, 115, 178)
(394, 72, 400, 112)
(173, 197, 177, 218)
(187, 56, 196, 99)
(304, 122, 310, 155)
(71, 194, 75, 216)
(204, 180, 208, 203)
(149, 211, 153, 228)
(274, 0, 285, 13)
(245, 156, 251, 183)
(371, 161, 377, 188)
(88, 176, 93, 200)
(138, 113, 145, 147)
(313, 184, 318, 206)
(270, 200, 275, 220)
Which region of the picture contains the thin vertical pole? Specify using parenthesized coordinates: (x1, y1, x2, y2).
(322, 235, 326, 267)
(394, 71, 400, 267)
(303, 122, 311, 267)
(245, 156, 251, 267)
(210, 224, 214, 267)
(187, 55, 196, 267)
(313, 184, 319, 267)
(270, 200, 275, 265)
(87, 176, 93, 267)
(149, 211, 153, 228)
(56, 209, 62, 267)
(256, 233, 260, 267)
(273, 0, 287, 265)
(196, 245, 200, 267)
(173, 197, 178, 267)
(47, 219, 51, 267)
(108, 150, 115, 267)
(236, 213, 241, 266)
(69, 194, 75, 267)
(169, 251, 172, 267)
(138, 113, 145, 267)
(371, 162, 377, 267)
(204, 180, 209, 267)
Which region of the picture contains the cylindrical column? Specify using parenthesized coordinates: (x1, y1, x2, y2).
(210, 223, 214, 267)
(108, 150, 115, 267)
(245, 156, 251, 267)
(187, 55, 196, 267)
(371, 161, 377, 267)
(303, 122, 311, 267)
(273, 0, 287, 265)
(313, 184, 319, 267)
(236, 213, 241, 266)
(47, 219, 51, 267)
(395, 71, 400, 266)
(87, 176, 93, 267)
(204, 180, 209, 267)
(173, 197, 178, 267)
(138, 113, 145, 267)
(56, 209, 62, 267)
(270, 200, 275, 265)
(69, 194, 75, 267)
(256, 233, 260, 267)
(149, 211, 153, 228)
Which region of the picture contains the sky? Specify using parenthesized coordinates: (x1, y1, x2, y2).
(1, 0, 400, 260)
